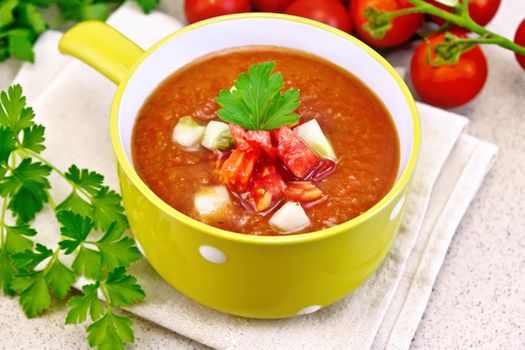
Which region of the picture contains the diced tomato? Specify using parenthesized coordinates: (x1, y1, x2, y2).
(214, 149, 232, 169)
(245, 130, 274, 155)
(229, 124, 251, 151)
(311, 159, 337, 181)
(248, 161, 285, 211)
(219, 149, 259, 193)
(229, 124, 276, 157)
(274, 126, 321, 179)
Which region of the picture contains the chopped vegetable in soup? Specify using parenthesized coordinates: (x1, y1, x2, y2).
(132, 46, 399, 235)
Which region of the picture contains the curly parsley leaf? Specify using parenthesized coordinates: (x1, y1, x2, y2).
(0, 84, 146, 349)
(65, 165, 104, 196)
(11, 271, 51, 317)
(91, 187, 127, 231)
(4, 224, 36, 253)
(57, 210, 94, 253)
(0, 0, 18, 28)
(66, 282, 104, 324)
(0, 84, 35, 133)
(87, 311, 134, 350)
(45, 258, 76, 298)
(105, 267, 145, 307)
(71, 246, 102, 280)
(216, 61, 300, 130)
(0, 127, 16, 164)
(57, 211, 103, 279)
(136, 0, 159, 13)
(17, 3, 47, 34)
(56, 191, 92, 217)
(20, 124, 45, 153)
(11, 246, 75, 316)
(96, 223, 142, 270)
(11, 243, 52, 272)
(1, 158, 51, 195)
(0, 158, 51, 222)
(0, 249, 18, 295)
(1, 1, 159, 63)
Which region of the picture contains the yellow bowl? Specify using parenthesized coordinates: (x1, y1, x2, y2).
(59, 13, 420, 319)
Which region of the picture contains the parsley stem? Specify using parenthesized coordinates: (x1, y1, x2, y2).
(99, 283, 112, 312)
(0, 197, 7, 249)
(21, 149, 92, 199)
(0, 153, 17, 249)
(42, 249, 60, 274)
(45, 190, 57, 211)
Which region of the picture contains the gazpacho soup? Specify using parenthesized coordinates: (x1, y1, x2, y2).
(132, 46, 399, 236)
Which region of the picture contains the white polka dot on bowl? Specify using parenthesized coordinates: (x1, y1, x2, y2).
(296, 305, 321, 316)
(389, 195, 406, 221)
(199, 245, 227, 264)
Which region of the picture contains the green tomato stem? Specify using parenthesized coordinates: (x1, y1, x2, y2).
(384, 6, 425, 18)
(402, 0, 525, 55)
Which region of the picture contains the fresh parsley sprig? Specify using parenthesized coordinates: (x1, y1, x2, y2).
(0, 84, 145, 349)
(0, 0, 159, 63)
(216, 61, 301, 130)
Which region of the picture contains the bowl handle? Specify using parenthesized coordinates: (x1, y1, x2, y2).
(59, 21, 144, 85)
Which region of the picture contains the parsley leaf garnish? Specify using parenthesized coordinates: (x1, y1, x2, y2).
(0, 84, 145, 348)
(216, 61, 301, 130)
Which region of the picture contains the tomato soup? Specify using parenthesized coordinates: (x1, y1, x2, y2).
(132, 47, 399, 235)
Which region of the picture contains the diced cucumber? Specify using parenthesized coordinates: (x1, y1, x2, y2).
(194, 185, 231, 218)
(172, 116, 205, 149)
(294, 119, 337, 161)
(269, 202, 311, 233)
(201, 121, 233, 151)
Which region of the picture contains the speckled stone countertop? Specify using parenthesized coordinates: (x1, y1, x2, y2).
(0, 1, 524, 349)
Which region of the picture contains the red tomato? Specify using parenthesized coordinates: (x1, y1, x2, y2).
(429, 0, 501, 32)
(410, 32, 488, 108)
(274, 126, 321, 179)
(285, 0, 352, 33)
(350, 0, 423, 48)
(514, 19, 525, 70)
(219, 149, 259, 193)
(253, 0, 295, 12)
(229, 124, 251, 150)
(311, 159, 337, 181)
(248, 162, 285, 211)
(184, 0, 251, 24)
(229, 124, 276, 157)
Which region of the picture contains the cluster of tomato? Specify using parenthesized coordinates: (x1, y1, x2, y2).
(185, 0, 525, 108)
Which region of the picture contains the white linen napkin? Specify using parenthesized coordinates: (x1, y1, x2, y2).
(5, 2, 497, 349)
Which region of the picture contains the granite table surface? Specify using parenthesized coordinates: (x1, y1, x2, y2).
(0, 1, 523, 349)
